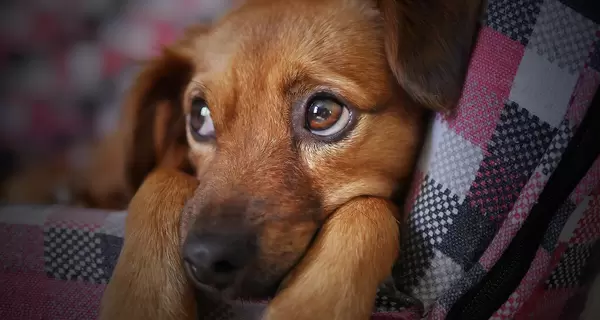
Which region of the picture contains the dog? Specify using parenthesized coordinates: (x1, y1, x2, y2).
(105, 0, 480, 319)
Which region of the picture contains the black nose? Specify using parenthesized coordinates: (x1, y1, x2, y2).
(182, 230, 256, 290)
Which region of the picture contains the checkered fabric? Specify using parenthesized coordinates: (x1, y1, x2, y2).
(1, 0, 600, 319)
(1, 205, 417, 320)
(390, 0, 600, 319)
(0, 206, 124, 319)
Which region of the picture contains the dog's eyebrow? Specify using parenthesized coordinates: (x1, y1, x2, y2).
(293, 71, 380, 111)
(190, 79, 208, 94)
(274, 65, 378, 111)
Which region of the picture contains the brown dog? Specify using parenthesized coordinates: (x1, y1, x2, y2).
(99, 0, 482, 319)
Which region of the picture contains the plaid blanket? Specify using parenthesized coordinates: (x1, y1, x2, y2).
(0, 205, 125, 319)
(2, 0, 600, 319)
(387, 0, 600, 319)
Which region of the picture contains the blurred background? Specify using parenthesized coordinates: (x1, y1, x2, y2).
(0, 0, 234, 183)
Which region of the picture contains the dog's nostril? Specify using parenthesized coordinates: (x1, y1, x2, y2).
(182, 231, 256, 290)
(213, 260, 237, 274)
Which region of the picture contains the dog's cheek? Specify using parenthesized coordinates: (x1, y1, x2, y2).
(179, 209, 193, 246)
(178, 187, 208, 246)
(186, 132, 217, 179)
(304, 109, 423, 212)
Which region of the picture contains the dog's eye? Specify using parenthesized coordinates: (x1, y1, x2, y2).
(305, 98, 350, 136)
(188, 98, 215, 141)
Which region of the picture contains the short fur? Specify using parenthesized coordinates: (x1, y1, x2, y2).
(31, 0, 481, 319)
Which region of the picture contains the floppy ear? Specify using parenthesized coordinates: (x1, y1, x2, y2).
(120, 26, 209, 192)
(377, 0, 483, 110)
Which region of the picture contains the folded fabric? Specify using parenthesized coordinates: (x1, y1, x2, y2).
(0, 205, 419, 319)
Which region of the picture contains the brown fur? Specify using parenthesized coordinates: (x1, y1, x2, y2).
(8, 0, 482, 319)
(264, 196, 400, 320)
(99, 170, 198, 320)
(102, 169, 400, 320)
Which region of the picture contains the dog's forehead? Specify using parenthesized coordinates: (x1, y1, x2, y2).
(194, 0, 388, 104)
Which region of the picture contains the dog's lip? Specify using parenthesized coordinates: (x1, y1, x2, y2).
(184, 260, 248, 301)
(184, 260, 222, 296)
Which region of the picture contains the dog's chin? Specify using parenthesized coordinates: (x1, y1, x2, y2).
(191, 275, 281, 302)
(194, 287, 268, 320)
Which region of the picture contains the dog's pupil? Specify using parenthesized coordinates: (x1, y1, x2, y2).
(316, 107, 331, 120)
(190, 109, 204, 131)
(311, 102, 332, 122)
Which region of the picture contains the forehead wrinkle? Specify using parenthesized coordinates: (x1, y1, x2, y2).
(218, 62, 290, 146)
(225, 15, 387, 111)
(263, 56, 386, 112)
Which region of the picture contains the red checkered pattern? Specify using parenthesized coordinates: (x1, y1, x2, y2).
(570, 198, 600, 244)
(490, 246, 552, 319)
(0, 224, 45, 273)
(0, 272, 105, 320)
(516, 288, 577, 320)
(495, 178, 600, 319)
(426, 305, 447, 320)
(445, 28, 523, 150)
(479, 171, 547, 269)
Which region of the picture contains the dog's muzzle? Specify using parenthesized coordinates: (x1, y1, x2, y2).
(182, 229, 257, 292)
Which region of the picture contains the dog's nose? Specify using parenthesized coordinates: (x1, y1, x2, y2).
(182, 230, 256, 290)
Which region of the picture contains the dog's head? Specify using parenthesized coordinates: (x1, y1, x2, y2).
(123, 0, 481, 299)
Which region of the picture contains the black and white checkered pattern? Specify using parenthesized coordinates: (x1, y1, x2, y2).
(407, 177, 461, 247)
(529, 0, 600, 74)
(438, 263, 487, 309)
(429, 130, 483, 201)
(411, 249, 464, 307)
(539, 120, 574, 176)
(486, 0, 543, 45)
(437, 202, 498, 267)
(43, 227, 108, 284)
(546, 243, 594, 288)
(393, 176, 462, 294)
(374, 278, 423, 313)
(542, 200, 578, 252)
(468, 101, 555, 221)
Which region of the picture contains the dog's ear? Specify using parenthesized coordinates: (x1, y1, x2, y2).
(120, 26, 209, 191)
(377, 0, 482, 110)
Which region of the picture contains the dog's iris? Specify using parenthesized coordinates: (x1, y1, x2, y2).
(306, 98, 350, 137)
(189, 98, 215, 141)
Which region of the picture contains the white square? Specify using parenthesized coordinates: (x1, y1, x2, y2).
(527, 0, 599, 75)
(429, 130, 484, 202)
(412, 249, 464, 308)
(98, 210, 127, 237)
(416, 116, 449, 174)
(509, 47, 579, 128)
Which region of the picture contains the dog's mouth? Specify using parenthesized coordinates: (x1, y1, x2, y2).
(184, 261, 222, 296)
(183, 258, 282, 301)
